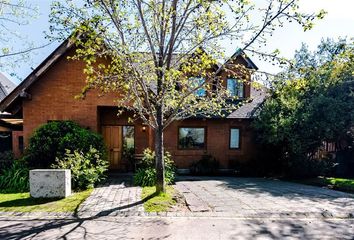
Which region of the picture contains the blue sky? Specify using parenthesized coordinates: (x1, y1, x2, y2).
(2, 0, 354, 84)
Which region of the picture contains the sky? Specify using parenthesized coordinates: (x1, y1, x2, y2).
(2, 0, 354, 84)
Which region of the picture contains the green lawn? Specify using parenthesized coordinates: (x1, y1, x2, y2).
(294, 177, 354, 193)
(0, 189, 93, 212)
(142, 186, 176, 212)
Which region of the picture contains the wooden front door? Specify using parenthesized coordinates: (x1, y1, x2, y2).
(102, 126, 122, 170)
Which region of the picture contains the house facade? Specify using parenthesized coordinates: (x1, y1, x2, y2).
(0, 73, 22, 157)
(0, 39, 265, 171)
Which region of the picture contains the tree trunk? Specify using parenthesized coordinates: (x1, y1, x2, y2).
(155, 107, 165, 194)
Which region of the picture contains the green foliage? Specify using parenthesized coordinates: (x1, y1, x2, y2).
(134, 148, 176, 187)
(25, 121, 107, 168)
(122, 142, 135, 171)
(49, 0, 324, 191)
(326, 178, 354, 192)
(0, 189, 93, 212)
(52, 147, 109, 190)
(293, 177, 354, 194)
(0, 151, 14, 171)
(134, 168, 158, 187)
(254, 40, 354, 177)
(47, 0, 325, 128)
(0, 160, 29, 192)
(190, 154, 219, 175)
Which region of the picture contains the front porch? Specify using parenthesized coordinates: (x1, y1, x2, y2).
(98, 107, 152, 171)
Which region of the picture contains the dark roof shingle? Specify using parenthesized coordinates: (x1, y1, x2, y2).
(227, 86, 267, 119)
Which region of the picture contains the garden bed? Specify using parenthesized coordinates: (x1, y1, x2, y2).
(141, 186, 188, 212)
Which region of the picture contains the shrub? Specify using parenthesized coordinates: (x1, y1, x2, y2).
(122, 142, 135, 171)
(134, 148, 176, 186)
(189, 154, 219, 175)
(0, 160, 29, 192)
(52, 147, 109, 190)
(25, 121, 107, 168)
(284, 155, 336, 178)
(0, 151, 14, 172)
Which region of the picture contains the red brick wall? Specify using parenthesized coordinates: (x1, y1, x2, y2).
(219, 57, 252, 99)
(11, 130, 23, 158)
(22, 48, 119, 145)
(21, 48, 257, 169)
(163, 118, 256, 169)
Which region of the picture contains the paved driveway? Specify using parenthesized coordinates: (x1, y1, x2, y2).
(175, 177, 354, 218)
(78, 175, 143, 218)
(1, 176, 354, 239)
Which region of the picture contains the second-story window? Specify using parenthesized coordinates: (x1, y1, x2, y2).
(189, 77, 206, 97)
(227, 78, 244, 98)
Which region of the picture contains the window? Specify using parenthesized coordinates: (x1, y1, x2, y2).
(178, 127, 206, 149)
(0, 132, 12, 152)
(122, 126, 135, 161)
(18, 136, 24, 154)
(122, 126, 135, 150)
(227, 78, 244, 98)
(189, 77, 206, 97)
(230, 128, 240, 149)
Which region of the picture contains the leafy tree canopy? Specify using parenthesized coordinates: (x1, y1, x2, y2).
(48, 0, 325, 192)
(254, 39, 354, 161)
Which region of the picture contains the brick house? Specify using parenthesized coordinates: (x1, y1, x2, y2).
(0, 38, 265, 172)
(0, 73, 22, 156)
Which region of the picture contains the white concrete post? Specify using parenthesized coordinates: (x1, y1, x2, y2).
(30, 169, 71, 198)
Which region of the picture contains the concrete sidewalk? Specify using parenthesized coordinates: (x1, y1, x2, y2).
(0, 215, 353, 240)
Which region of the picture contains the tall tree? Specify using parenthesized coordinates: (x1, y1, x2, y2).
(254, 39, 354, 176)
(49, 0, 324, 193)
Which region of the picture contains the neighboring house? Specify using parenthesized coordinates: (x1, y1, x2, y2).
(0, 38, 265, 171)
(0, 73, 23, 157)
(0, 73, 16, 101)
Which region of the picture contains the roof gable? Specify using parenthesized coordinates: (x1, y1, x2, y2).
(0, 38, 75, 113)
(0, 38, 258, 115)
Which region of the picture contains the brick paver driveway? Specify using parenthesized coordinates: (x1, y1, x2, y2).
(175, 176, 354, 218)
(1, 176, 354, 239)
(78, 174, 143, 218)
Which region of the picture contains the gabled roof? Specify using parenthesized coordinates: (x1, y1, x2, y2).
(0, 38, 75, 113)
(216, 48, 258, 75)
(0, 38, 259, 115)
(230, 48, 258, 70)
(227, 86, 266, 119)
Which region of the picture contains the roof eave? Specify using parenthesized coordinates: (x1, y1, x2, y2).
(0, 38, 75, 113)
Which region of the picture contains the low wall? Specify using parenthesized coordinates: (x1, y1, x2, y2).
(30, 169, 71, 198)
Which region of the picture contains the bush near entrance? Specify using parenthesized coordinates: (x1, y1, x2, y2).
(134, 148, 176, 187)
(24, 120, 107, 168)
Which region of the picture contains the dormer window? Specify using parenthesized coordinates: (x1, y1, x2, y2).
(189, 77, 206, 97)
(227, 78, 244, 98)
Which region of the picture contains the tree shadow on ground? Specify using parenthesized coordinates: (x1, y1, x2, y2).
(176, 175, 354, 200)
(229, 218, 354, 239)
(175, 176, 354, 217)
(0, 177, 160, 240)
(0, 197, 61, 208)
